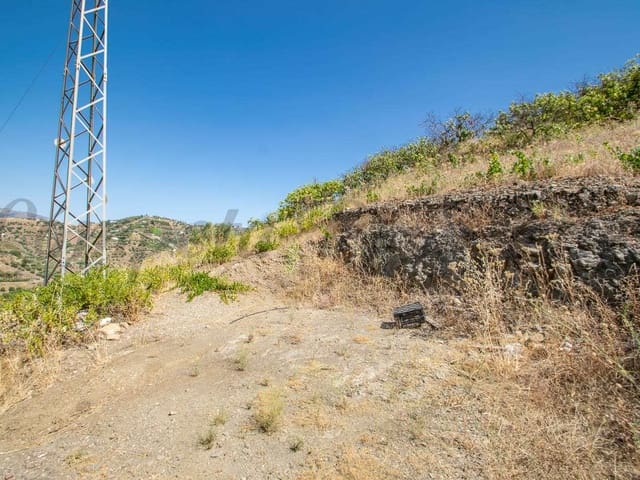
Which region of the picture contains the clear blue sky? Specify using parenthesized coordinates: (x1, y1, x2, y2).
(0, 1, 638, 224)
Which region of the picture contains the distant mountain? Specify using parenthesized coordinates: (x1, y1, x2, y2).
(0, 215, 194, 291)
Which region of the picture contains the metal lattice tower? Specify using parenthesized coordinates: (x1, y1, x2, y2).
(45, 0, 109, 284)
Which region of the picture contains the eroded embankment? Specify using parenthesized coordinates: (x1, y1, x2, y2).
(331, 176, 640, 301)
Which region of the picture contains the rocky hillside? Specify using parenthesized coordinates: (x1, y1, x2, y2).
(331, 175, 640, 302)
(0, 216, 193, 291)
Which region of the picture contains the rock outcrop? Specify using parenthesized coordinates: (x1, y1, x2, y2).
(331, 176, 640, 301)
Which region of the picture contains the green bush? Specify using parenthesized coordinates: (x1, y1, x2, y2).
(299, 206, 329, 232)
(487, 153, 504, 178)
(492, 56, 640, 147)
(366, 190, 380, 203)
(277, 180, 345, 221)
(274, 221, 299, 239)
(511, 151, 535, 179)
(238, 230, 252, 251)
(0, 265, 249, 356)
(343, 138, 437, 189)
(175, 271, 249, 302)
(406, 176, 439, 197)
(190, 223, 233, 245)
(617, 146, 640, 173)
(203, 242, 236, 265)
(255, 238, 279, 253)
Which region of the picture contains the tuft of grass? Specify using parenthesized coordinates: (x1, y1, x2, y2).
(254, 237, 279, 254)
(211, 408, 227, 426)
(233, 348, 249, 371)
(198, 427, 216, 450)
(64, 448, 89, 466)
(202, 242, 236, 265)
(530, 200, 547, 219)
(289, 437, 304, 452)
(253, 387, 284, 433)
(275, 220, 299, 239)
(353, 335, 371, 344)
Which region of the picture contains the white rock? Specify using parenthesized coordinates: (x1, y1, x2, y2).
(99, 317, 112, 327)
(99, 323, 123, 341)
(503, 342, 523, 357)
(560, 340, 573, 352)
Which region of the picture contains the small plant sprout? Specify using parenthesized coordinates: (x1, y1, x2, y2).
(211, 409, 227, 426)
(233, 348, 249, 371)
(290, 437, 304, 452)
(198, 428, 216, 450)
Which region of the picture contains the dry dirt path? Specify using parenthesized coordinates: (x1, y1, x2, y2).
(1, 287, 486, 479)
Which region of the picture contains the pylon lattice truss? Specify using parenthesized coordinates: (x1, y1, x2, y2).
(45, 0, 109, 284)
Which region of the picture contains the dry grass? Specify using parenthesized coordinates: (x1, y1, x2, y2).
(0, 349, 63, 415)
(297, 447, 402, 480)
(449, 254, 640, 478)
(252, 387, 285, 433)
(344, 116, 640, 208)
(232, 348, 249, 371)
(285, 250, 409, 314)
(284, 240, 640, 478)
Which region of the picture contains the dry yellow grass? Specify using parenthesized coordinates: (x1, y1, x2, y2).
(282, 243, 640, 478)
(344, 116, 640, 208)
(252, 386, 285, 433)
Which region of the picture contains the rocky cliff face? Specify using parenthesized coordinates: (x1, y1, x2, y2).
(331, 176, 640, 301)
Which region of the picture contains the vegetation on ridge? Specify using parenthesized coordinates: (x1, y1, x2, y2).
(275, 55, 639, 221)
(0, 265, 248, 357)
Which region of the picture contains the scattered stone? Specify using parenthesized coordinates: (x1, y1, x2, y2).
(74, 310, 89, 331)
(530, 332, 545, 343)
(99, 317, 112, 327)
(560, 340, 573, 352)
(74, 321, 87, 332)
(99, 323, 124, 341)
(503, 343, 523, 357)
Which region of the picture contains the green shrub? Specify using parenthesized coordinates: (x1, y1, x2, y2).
(299, 206, 328, 232)
(190, 223, 233, 245)
(238, 230, 252, 251)
(174, 271, 249, 302)
(343, 138, 437, 189)
(511, 151, 535, 179)
(492, 56, 640, 147)
(274, 221, 299, 239)
(406, 176, 439, 197)
(277, 180, 345, 220)
(366, 190, 380, 203)
(0, 265, 249, 356)
(487, 153, 504, 178)
(255, 237, 279, 253)
(203, 242, 236, 265)
(617, 146, 640, 173)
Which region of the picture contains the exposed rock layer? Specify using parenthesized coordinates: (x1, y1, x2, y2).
(331, 176, 640, 301)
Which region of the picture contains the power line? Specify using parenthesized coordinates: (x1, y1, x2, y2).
(0, 44, 59, 138)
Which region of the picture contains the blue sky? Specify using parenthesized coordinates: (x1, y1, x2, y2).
(0, 1, 638, 224)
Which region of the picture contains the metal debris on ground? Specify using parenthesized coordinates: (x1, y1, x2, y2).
(392, 302, 426, 329)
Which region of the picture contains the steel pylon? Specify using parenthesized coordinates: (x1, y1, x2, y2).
(45, 0, 109, 284)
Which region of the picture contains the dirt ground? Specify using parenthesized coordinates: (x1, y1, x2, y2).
(1, 277, 498, 480)
(1, 251, 634, 479)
